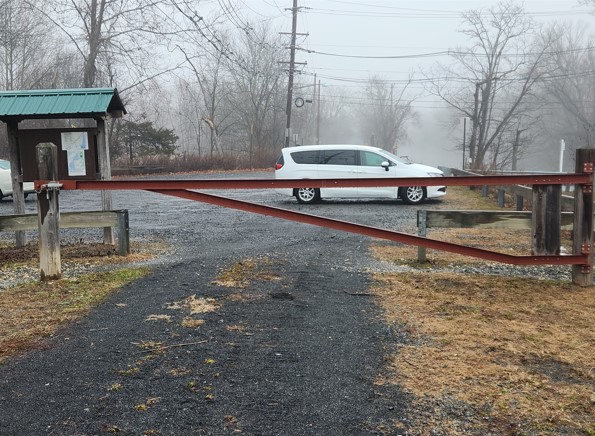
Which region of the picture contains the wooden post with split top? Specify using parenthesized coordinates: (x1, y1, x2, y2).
(36, 142, 61, 280)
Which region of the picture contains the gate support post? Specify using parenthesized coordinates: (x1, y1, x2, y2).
(572, 149, 594, 286)
(532, 185, 561, 255)
(36, 143, 61, 281)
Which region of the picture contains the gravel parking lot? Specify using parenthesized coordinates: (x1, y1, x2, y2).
(0, 171, 430, 435)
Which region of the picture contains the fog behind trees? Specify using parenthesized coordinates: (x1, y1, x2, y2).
(0, 0, 593, 172)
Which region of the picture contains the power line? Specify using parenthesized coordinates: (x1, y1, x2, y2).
(297, 46, 595, 60)
(305, 5, 595, 19)
(171, 1, 252, 73)
(299, 68, 595, 85)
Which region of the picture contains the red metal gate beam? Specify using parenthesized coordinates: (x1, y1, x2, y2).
(151, 188, 588, 266)
(52, 173, 590, 192)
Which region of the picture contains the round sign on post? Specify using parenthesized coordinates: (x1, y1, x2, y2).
(294, 97, 304, 108)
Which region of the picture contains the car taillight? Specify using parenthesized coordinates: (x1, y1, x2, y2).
(275, 162, 284, 170)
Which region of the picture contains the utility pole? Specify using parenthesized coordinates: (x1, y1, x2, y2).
(462, 117, 467, 170)
(284, 0, 298, 148)
(279, 0, 307, 148)
(316, 79, 321, 145)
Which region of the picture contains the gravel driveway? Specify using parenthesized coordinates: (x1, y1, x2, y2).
(0, 172, 424, 435)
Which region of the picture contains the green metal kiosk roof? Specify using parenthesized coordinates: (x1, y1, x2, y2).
(0, 88, 126, 121)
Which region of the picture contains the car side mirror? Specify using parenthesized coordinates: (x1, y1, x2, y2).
(381, 161, 390, 171)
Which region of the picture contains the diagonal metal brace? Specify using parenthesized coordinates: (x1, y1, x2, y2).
(150, 188, 588, 267)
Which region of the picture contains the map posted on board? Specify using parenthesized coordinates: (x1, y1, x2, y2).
(61, 132, 88, 176)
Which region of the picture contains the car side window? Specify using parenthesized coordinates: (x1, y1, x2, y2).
(360, 151, 389, 167)
(321, 150, 356, 165)
(291, 150, 320, 164)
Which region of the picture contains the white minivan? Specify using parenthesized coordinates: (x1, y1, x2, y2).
(0, 159, 35, 201)
(275, 144, 446, 205)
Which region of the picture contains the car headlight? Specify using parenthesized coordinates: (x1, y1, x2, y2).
(427, 172, 443, 177)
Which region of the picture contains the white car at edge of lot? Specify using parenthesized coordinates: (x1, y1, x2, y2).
(0, 159, 35, 201)
(274, 144, 446, 205)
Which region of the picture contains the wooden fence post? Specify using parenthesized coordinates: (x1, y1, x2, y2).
(36, 143, 61, 280)
(532, 185, 561, 255)
(417, 209, 427, 262)
(6, 121, 27, 247)
(515, 194, 524, 211)
(117, 210, 130, 256)
(498, 188, 505, 207)
(572, 149, 594, 286)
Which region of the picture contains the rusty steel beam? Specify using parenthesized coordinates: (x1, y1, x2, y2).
(151, 189, 588, 267)
(47, 172, 591, 192)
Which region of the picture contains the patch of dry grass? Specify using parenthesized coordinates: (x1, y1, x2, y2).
(211, 257, 281, 289)
(0, 268, 150, 363)
(372, 272, 594, 434)
(370, 186, 594, 434)
(167, 295, 219, 314)
(436, 186, 502, 211)
(180, 317, 205, 328)
(0, 241, 168, 267)
(372, 227, 573, 267)
(0, 240, 164, 363)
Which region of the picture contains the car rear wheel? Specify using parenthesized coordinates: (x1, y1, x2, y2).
(400, 186, 425, 205)
(295, 187, 320, 204)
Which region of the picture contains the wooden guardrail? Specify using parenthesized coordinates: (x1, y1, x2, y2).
(0, 210, 130, 256)
(417, 209, 574, 262)
(496, 185, 575, 210)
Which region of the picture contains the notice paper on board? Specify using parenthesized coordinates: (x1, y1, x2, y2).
(61, 132, 88, 176)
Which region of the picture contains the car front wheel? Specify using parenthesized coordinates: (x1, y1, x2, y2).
(400, 186, 425, 205)
(295, 187, 320, 204)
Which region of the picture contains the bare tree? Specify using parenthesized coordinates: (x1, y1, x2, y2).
(27, 0, 182, 88)
(426, 1, 557, 170)
(226, 24, 286, 162)
(0, 0, 69, 90)
(541, 23, 595, 150)
(360, 77, 415, 154)
(175, 80, 204, 156)
(178, 48, 235, 157)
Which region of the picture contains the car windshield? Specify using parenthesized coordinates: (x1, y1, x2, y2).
(379, 149, 411, 165)
(0, 160, 10, 170)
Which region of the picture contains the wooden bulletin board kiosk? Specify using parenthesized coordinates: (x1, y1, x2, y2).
(0, 88, 127, 246)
